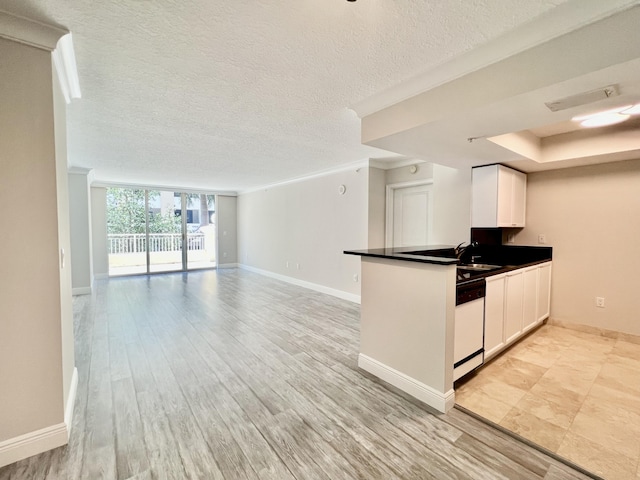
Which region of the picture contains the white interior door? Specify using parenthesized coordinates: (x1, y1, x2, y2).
(388, 183, 432, 248)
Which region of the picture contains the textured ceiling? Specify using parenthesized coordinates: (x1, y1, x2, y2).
(0, 0, 570, 191)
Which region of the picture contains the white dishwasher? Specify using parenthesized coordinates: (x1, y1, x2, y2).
(454, 279, 485, 381)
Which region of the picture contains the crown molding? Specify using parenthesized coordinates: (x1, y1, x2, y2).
(0, 10, 67, 51)
(0, 11, 80, 103)
(369, 158, 427, 170)
(238, 160, 370, 195)
(90, 179, 237, 197)
(238, 156, 433, 194)
(68, 166, 93, 175)
(350, 0, 640, 118)
(68, 167, 96, 186)
(52, 33, 81, 103)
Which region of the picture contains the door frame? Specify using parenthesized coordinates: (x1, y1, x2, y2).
(385, 180, 434, 248)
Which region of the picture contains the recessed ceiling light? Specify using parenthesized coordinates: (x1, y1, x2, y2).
(621, 104, 640, 115)
(571, 105, 631, 122)
(580, 113, 630, 128)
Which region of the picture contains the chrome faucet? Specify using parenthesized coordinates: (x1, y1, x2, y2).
(454, 242, 467, 259)
(455, 241, 478, 260)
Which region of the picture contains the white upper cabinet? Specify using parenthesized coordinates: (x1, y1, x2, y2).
(472, 165, 527, 228)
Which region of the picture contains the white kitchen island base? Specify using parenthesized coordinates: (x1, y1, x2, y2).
(358, 256, 458, 413)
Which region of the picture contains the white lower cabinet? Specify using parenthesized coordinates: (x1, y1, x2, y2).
(484, 262, 552, 361)
(522, 266, 539, 334)
(537, 262, 552, 322)
(504, 270, 524, 344)
(484, 273, 506, 360)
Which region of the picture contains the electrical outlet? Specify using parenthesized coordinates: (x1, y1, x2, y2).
(538, 234, 546, 244)
(353, 274, 359, 282)
(596, 297, 605, 308)
(507, 233, 515, 244)
(296, 263, 300, 270)
(286, 261, 289, 268)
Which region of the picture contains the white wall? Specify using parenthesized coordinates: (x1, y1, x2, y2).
(236, 162, 471, 301)
(216, 195, 238, 265)
(367, 167, 386, 248)
(68, 169, 93, 293)
(386, 162, 433, 185)
(90, 187, 109, 278)
(513, 159, 640, 336)
(238, 167, 368, 299)
(0, 37, 65, 447)
(52, 57, 75, 421)
(431, 163, 472, 245)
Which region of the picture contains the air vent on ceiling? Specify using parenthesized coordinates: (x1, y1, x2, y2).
(545, 85, 619, 112)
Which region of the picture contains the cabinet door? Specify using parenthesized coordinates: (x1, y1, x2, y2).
(537, 262, 552, 322)
(496, 166, 513, 227)
(510, 169, 527, 227)
(484, 274, 506, 360)
(471, 165, 499, 228)
(504, 270, 524, 344)
(522, 266, 538, 333)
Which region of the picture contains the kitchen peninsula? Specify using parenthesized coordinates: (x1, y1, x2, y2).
(344, 246, 460, 413)
(344, 244, 552, 414)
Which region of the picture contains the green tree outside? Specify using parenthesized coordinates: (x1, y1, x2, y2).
(107, 188, 181, 235)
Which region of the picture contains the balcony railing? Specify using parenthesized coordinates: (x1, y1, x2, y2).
(108, 233, 205, 254)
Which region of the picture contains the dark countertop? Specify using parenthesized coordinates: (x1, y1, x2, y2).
(455, 259, 552, 286)
(343, 245, 459, 265)
(344, 244, 553, 284)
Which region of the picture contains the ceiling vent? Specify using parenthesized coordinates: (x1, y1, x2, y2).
(545, 85, 619, 112)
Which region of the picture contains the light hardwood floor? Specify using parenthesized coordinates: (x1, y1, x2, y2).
(0, 269, 596, 479)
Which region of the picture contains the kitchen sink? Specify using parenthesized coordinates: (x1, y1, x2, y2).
(458, 263, 502, 272)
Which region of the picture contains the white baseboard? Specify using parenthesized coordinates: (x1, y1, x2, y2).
(72, 286, 91, 296)
(358, 353, 455, 413)
(0, 423, 68, 468)
(239, 264, 361, 304)
(0, 367, 78, 468)
(64, 367, 78, 434)
(216, 263, 239, 269)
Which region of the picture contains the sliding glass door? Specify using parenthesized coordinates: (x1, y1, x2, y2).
(148, 190, 184, 273)
(107, 187, 217, 276)
(107, 188, 148, 276)
(186, 194, 216, 270)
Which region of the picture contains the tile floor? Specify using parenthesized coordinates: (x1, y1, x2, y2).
(455, 324, 640, 480)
